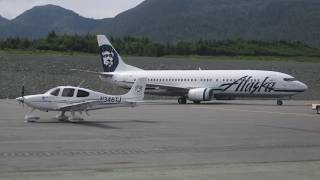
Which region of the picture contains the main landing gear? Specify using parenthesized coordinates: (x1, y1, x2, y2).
(55, 111, 68, 121)
(178, 97, 202, 104)
(277, 99, 283, 106)
(55, 111, 84, 122)
(178, 97, 187, 104)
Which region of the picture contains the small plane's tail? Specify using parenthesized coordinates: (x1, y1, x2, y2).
(122, 77, 147, 102)
(97, 35, 143, 72)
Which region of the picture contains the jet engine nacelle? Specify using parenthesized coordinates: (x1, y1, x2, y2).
(188, 88, 214, 101)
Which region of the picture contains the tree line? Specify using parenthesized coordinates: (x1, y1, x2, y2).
(0, 31, 318, 57)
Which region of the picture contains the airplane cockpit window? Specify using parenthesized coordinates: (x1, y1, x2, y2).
(284, 78, 296, 82)
(50, 88, 60, 96)
(62, 88, 75, 97)
(77, 90, 90, 97)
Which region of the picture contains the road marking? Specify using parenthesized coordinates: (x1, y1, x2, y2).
(192, 107, 319, 118)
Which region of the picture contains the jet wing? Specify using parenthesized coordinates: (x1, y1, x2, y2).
(121, 81, 223, 94)
(146, 82, 224, 93)
(148, 83, 189, 93)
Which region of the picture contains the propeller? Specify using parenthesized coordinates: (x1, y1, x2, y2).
(22, 85, 25, 108)
(16, 85, 25, 108)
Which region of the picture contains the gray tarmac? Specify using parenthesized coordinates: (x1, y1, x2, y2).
(0, 99, 320, 180)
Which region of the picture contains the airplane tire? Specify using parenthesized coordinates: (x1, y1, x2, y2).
(317, 106, 320, 114)
(277, 100, 283, 106)
(193, 101, 201, 104)
(178, 98, 187, 104)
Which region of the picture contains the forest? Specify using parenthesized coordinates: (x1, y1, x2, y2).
(0, 32, 319, 57)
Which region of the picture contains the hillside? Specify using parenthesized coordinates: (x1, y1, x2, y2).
(0, 15, 9, 26)
(0, 5, 110, 38)
(109, 0, 320, 45)
(0, 0, 319, 46)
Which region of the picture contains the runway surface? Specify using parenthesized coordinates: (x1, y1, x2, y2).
(0, 99, 320, 179)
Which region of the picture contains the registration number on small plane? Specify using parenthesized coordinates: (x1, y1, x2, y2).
(100, 96, 121, 103)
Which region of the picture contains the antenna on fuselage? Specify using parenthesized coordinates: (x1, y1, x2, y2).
(77, 80, 86, 87)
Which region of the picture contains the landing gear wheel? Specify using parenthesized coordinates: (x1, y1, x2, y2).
(178, 97, 187, 104)
(277, 100, 283, 106)
(193, 101, 201, 104)
(317, 106, 320, 114)
(56, 111, 68, 121)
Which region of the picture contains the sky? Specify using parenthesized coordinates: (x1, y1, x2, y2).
(0, 0, 145, 20)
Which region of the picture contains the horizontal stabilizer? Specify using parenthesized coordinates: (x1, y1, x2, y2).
(71, 69, 114, 78)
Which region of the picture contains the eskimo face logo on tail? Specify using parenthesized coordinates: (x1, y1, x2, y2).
(99, 45, 119, 72)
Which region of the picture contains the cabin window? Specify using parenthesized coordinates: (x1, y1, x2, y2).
(77, 90, 90, 97)
(62, 88, 75, 97)
(50, 88, 60, 96)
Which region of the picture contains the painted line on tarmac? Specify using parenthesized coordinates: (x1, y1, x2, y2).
(192, 107, 319, 118)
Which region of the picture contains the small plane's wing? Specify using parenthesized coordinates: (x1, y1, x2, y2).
(58, 100, 100, 112)
(71, 69, 114, 78)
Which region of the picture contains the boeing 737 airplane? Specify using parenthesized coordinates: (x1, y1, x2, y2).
(16, 78, 147, 122)
(74, 35, 308, 105)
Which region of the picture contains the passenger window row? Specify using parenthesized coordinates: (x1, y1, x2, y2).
(133, 78, 264, 83)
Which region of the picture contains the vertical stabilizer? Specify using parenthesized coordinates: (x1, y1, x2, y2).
(122, 78, 147, 101)
(97, 35, 142, 72)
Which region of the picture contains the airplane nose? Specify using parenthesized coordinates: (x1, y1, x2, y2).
(298, 81, 308, 92)
(16, 97, 24, 102)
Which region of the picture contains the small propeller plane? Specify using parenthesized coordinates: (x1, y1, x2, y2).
(16, 78, 147, 122)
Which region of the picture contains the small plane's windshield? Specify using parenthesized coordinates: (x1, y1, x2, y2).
(283, 78, 296, 82)
(50, 88, 60, 96)
(46, 88, 59, 94)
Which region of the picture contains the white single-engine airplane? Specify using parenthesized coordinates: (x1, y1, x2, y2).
(74, 35, 308, 105)
(16, 78, 147, 122)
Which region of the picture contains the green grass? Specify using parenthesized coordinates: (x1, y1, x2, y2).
(163, 55, 320, 63)
(0, 49, 95, 57)
(1, 48, 320, 63)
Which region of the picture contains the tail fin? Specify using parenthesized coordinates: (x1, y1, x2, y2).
(97, 35, 142, 72)
(122, 77, 147, 102)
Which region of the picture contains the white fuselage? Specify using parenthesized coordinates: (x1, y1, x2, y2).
(20, 86, 133, 112)
(101, 70, 307, 99)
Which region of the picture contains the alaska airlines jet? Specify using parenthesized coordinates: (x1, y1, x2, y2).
(74, 35, 308, 105)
